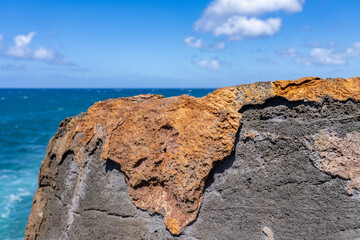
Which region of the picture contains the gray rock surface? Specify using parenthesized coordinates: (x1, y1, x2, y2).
(26, 97, 360, 240)
(194, 97, 360, 240)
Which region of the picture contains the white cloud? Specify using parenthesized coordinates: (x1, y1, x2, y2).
(204, 0, 305, 16)
(195, 60, 220, 71)
(210, 16, 282, 40)
(14, 32, 36, 47)
(7, 32, 38, 59)
(309, 48, 345, 65)
(33, 47, 55, 60)
(184, 36, 226, 51)
(279, 42, 360, 66)
(4, 32, 72, 65)
(193, 0, 305, 41)
(0, 34, 3, 49)
(184, 36, 204, 48)
(7, 45, 32, 58)
(345, 42, 360, 58)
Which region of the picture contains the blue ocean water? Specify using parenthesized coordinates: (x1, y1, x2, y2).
(0, 88, 214, 240)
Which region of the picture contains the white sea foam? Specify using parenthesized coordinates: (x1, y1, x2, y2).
(0, 190, 31, 219)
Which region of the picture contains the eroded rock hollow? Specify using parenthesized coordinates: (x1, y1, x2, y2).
(25, 77, 360, 239)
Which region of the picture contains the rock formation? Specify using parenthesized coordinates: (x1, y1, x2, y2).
(25, 77, 360, 239)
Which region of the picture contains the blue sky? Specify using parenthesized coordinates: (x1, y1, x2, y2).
(0, 0, 360, 88)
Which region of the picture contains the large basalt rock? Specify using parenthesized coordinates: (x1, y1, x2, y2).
(25, 77, 360, 239)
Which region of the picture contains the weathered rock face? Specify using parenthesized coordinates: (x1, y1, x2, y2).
(25, 77, 360, 239)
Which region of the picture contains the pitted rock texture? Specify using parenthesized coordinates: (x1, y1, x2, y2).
(69, 88, 243, 234)
(25, 77, 360, 239)
(309, 130, 360, 195)
(195, 96, 360, 240)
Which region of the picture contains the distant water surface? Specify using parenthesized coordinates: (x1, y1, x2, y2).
(0, 88, 214, 240)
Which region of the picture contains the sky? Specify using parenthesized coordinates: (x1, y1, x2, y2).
(0, 0, 360, 88)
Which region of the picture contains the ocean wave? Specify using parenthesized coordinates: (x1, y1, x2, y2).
(0, 189, 31, 219)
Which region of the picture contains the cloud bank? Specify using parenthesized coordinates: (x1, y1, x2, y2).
(279, 42, 360, 66)
(3, 32, 72, 65)
(194, 0, 305, 40)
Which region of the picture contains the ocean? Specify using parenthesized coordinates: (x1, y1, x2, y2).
(0, 88, 214, 240)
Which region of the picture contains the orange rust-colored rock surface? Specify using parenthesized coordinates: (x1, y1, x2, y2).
(272, 77, 360, 101)
(64, 88, 244, 235)
(32, 77, 360, 235)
